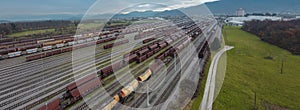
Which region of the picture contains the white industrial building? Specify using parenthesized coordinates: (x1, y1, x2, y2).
(225, 16, 282, 26)
(236, 8, 245, 17)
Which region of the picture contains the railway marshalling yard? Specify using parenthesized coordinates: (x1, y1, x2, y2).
(0, 17, 221, 110)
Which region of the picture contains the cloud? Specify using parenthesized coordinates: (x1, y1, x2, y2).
(117, 0, 219, 14)
(138, 4, 151, 8)
(0, 0, 219, 17)
(153, 0, 219, 11)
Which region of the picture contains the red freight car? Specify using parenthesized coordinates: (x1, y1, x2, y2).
(0, 49, 8, 55)
(0, 41, 18, 46)
(149, 60, 164, 74)
(148, 44, 158, 50)
(164, 49, 170, 57)
(100, 65, 113, 77)
(71, 77, 101, 99)
(25, 53, 45, 61)
(147, 51, 154, 58)
(52, 50, 62, 55)
(176, 44, 184, 52)
(119, 39, 129, 44)
(96, 39, 105, 44)
(111, 60, 124, 71)
(165, 39, 173, 44)
(66, 74, 97, 91)
(158, 43, 167, 49)
(38, 98, 61, 110)
(14, 41, 36, 47)
(156, 53, 165, 60)
(169, 48, 177, 57)
(142, 38, 155, 44)
(171, 36, 178, 41)
(43, 40, 63, 47)
(77, 77, 101, 95)
(0, 48, 18, 55)
(137, 48, 149, 56)
(70, 89, 81, 101)
(45, 51, 53, 57)
(198, 42, 209, 58)
(0, 38, 14, 44)
(103, 44, 114, 49)
(153, 48, 160, 53)
(63, 38, 74, 42)
(17, 44, 41, 51)
(7, 48, 17, 53)
(104, 37, 117, 42)
(124, 54, 137, 63)
(137, 55, 147, 63)
(62, 47, 73, 53)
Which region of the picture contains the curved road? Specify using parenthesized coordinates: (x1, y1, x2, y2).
(200, 45, 234, 110)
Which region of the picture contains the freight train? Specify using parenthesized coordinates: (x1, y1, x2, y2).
(25, 36, 125, 62)
(36, 30, 194, 110)
(35, 18, 210, 110)
(36, 37, 171, 109)
(0, 30, 125, 60)
(36, 50, 167, 110)
(102, 33, 206, 110)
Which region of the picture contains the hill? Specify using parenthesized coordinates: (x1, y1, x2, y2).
(205, 0, 300, 15)
(213, 26, 300, 109)
(242, 20, 300, 55)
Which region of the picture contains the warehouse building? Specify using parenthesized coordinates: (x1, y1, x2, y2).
(225, 16, 282, 26)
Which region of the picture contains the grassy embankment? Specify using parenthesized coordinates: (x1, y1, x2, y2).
(189, 26, 300, 110)
(213, 26, 300, 110)
(8, 29, 55, 37)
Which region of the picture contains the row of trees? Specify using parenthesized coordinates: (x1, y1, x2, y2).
(242, 20, 300, 55)
(0, 20, 79, 37)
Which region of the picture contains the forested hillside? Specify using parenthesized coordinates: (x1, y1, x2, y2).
(242, 20, 300, 55)
(0, 20, 78, 37)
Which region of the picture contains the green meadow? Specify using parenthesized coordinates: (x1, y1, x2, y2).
(213, 26, 300, 110)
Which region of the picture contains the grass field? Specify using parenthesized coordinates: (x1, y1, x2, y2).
(213, 26, 300, 110)
(77, 23, 104, 32)
(8, 28, 55, 37)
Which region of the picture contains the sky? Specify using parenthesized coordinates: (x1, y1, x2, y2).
(0, 0, 218, 17)
(0, 0, 96, 17)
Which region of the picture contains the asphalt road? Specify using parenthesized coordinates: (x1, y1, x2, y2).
(200, 46, 234, 110)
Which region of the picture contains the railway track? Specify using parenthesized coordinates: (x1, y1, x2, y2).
(2, 37, 145, 109)
(98, 27, 204, 109)
(72, 57, 152, 110)
(2, 53, 132, 109)
(0, 20, 217, 109)
(0, 38, 127, 80)
(115, 32, 203, 109)
(66, 31, 203, 110)
(5, 33, 164, 109)
(0, 45, 122, 95)
(0, 35, 149, 87)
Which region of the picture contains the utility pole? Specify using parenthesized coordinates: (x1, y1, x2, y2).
(280, 59, 284, 74)
(254, 92, 257, 110)
(280, 56, 285, 74)
(174, 55, 177, 71)
(147, 84, 150, 106)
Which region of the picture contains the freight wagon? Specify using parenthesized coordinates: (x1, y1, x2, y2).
(17, 44, 42, 51)
(198, 41, 209, 58)
(35, 20, 208, 110)
(38, 98, 61, 110)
